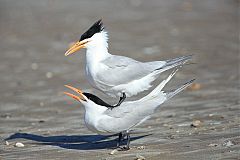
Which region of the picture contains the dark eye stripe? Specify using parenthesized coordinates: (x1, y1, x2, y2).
(80, 19, 104, 41)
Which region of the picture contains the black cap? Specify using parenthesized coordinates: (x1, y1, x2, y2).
(79, 19, 104, 41)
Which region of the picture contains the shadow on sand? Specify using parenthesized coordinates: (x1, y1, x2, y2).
(5, 133, 150, 150)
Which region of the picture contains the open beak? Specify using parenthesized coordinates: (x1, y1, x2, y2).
(65, 39, 89, 56)
(64, 85, 86, 102)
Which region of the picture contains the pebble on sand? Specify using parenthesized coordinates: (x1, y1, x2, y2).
(40, 102, 44, 107)
(137, 146, 145, 150)
(208, 143, 218, 147)
(223, 140, 235, 147)
(46, 72, 53, 78)
(191, 120, 202, 128)
(31, 63, 39, 70)
(15, 142, 24, 147)
(5, 141, 9, 145)
(208, 114, 214, 117)
(135, 154, 146, 160)
(168, 135, 175, 139)
(109, 149, 118, 155)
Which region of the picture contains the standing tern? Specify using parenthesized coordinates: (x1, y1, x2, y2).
(64, 69, 195, 150)
(65, 19, 192, 106)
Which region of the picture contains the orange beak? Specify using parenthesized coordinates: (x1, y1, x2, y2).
(65, 39, 90, 56)
(64, 85, 86, 102)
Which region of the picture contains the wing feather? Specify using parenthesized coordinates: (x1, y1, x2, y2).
(97, 55, 165, 85)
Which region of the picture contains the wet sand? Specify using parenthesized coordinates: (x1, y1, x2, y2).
(0, 0, 239, 159)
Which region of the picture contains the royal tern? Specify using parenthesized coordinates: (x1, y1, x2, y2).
(65, 19, 192, 106)
(64, 69, 195, 149)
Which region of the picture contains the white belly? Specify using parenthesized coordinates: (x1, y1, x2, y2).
(85, 68, 156, 97)
(85, 60, 158, 97)
(83, 108, 115, 135)
(85, 64, 117, 97)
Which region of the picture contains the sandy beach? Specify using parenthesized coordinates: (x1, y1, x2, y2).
(0, 0, 239, 159)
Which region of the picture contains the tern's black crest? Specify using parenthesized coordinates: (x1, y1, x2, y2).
(79, 19, 104, 41)
(83, 92, 113, 108)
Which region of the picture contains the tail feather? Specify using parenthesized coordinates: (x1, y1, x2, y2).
(141, 68, 178, 101)
(166, 79, 195, 100)
(156, 55, 193, 72)
(151, 69, 178, 96)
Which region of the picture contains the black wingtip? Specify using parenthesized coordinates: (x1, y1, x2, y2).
(187, 79, 196, 84)
(182, 78, 196, 87)
(79, 19, 105, 41)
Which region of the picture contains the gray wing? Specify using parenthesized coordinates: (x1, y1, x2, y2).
(104, 68, 194, 118)
(96, 55, 165, 85)
(98, 70, 194, 133)
(104, 95, 166, 119)
(97, 97, 166, 133)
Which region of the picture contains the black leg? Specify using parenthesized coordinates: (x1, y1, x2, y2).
(120, 131, 130, 151)
(115, 92, 126, 107)
(125, 132, 131, 150)
(117, 132, 122, 147)
(108, 93, 126, 110)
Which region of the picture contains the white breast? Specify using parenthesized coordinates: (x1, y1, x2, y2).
(85, 65, 96, 88)
(83, 102, 111, 134)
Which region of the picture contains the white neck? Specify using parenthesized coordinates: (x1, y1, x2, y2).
(83, 101, 107, 116)
(85, 31, 111, 64)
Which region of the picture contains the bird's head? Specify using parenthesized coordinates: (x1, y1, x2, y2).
(64, 85, 113, 108)
(65, 19, 108, 56)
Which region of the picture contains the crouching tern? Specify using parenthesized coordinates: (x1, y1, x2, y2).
(65, 19, 192, 107)
(64, 69, 195, 150)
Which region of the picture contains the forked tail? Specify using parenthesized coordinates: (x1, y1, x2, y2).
(141, 68, 178, 101)
(156, 55, 193, 73)
(141, 68, 195, 102)
(166, 79, 195, 100)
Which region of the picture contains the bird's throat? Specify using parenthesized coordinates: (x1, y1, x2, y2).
(86, 46, 110, 65)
